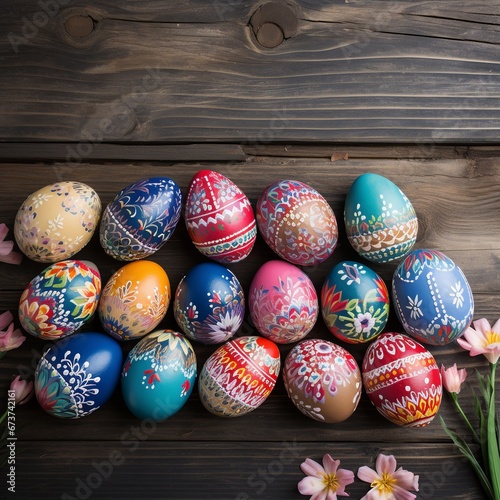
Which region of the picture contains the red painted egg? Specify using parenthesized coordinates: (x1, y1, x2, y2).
(198, 336, 280, 417)
(184, 170, 257, 264)
(362, 332, 442, 427)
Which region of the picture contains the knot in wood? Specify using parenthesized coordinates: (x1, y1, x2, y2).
(250, 2, 298, 48)
(64, 15, 95, 38)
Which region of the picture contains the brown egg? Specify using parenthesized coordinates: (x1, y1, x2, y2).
(283, 339, 361, 423)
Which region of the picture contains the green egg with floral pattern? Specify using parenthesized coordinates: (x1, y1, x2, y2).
(321, 261, 389, 344)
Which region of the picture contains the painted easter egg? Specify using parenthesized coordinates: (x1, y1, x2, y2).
(173, 262, 244, 345)
(14, 181, 101, 263)
(184, 170, 257, 263)
(121, 330, 197, 421)
(392, 249, 474, 345)
(19, 260, 101, 340)
(198, 336, 280, 417)
(99, 260, 170, 341)
(249, 260, 318, 344)
(256, 180, 338, 266)
(362, 332, 442, 427)
(344, 173, 418, 263)
(34, 332, 122, 419)
(100, 177, 182, 261)
(321, 261, 389, 343)
(283, 339, 362, 423)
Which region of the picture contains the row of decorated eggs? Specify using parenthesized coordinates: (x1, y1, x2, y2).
(13, 172, 418, 268)
(18, 246, 473, 348)
(33, 327, 441, 429)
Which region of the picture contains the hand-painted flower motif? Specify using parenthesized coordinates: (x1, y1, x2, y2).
(298, 454, 354, 499)
(406, 295, 423, 320)
(357, 453, 419, 500)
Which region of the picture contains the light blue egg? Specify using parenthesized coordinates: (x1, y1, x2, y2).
(392, 249, 474, 345)
(34, 332, 122, 418)
(121, 330, 197, 421)
(344, 173, 418, 263)
(321, 260, 389, 343)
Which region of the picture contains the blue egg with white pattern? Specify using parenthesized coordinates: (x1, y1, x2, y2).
(173, 262, 245, 345)
(121, 330, 197, 421)
(344, 173, 418, 263)
(392, 249, 474, 345)
(99, 177, 182, 261)
(34, 332, 122, 419)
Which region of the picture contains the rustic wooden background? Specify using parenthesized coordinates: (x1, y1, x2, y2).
(1, 0, 500, 499)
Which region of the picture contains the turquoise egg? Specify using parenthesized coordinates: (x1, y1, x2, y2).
(321, 261, 389, 343)
(121, 330, 197, 421)
(344, 173, 418, 263)
(392, 249, 474, 345)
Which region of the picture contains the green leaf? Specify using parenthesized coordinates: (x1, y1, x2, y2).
(487, 364, 500, 499)
(346, 299, 359, 312)
(440, 416, 495, 500)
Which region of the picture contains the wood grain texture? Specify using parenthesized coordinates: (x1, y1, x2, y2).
(0, 154, 498, 498)
(2, 1, 500, 143)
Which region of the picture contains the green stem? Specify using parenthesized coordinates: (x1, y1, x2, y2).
(451, 392, 480, 443)
(487, 362, 500, 500)
(0, 409, 6, 425)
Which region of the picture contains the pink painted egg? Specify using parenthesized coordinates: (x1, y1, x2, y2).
(256, 180, 338, 266)
(184, 170, 257, 264)
(362, 332, 442, 427)
(283, 339, 361, 423)
(249, 260, 318, 344)
(198, 336, 280, 417)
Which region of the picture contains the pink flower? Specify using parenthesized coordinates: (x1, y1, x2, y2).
(457, 318, 500, 365)
(10, 375, 34, 405)
(298, 453, 354, 499)
(0, 223, 22, 265)
(0, 311, 26, 353)
(357, 453, 419, 500)
(440, 364, 467, 394)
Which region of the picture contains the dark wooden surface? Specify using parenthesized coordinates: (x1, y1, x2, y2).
(0, 153, 498, 499)
(2, 0, 500, 143)
(2, 0, 500, 498)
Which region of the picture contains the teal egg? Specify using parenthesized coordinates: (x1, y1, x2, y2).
(344, 173, 418, 263)
(121, 330, 197, 421)
(321, 261, 389, 343)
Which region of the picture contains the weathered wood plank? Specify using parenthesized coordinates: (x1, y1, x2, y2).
(1, 1, 500, 143)
(11, 441, 483, 499)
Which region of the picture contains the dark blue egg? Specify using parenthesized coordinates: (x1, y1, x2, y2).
(99, 177, 182, 261)
(34, 332, 123, 418)
(174, 262, 245, 344)
(392, 249, 474, 345)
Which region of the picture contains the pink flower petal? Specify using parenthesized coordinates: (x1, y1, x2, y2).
(325, 491, 338, 500)
(298, 476, 326, 496)
(375, 453, 397, 475)
(322, 454, 340, 476)
(357, 466, 379, 484)
(392, 484, 417, 500)
(0, 241, 14, 255)
(0, 251, 23, 265)
(301, 458, 325, 478)
(0, 223, 8, 242)
(0, 311, 14, 330)
(491, 318, 500, 333)
(360, 488, 385, 500)
(472, 318, 491, 336)
(310, 491, 328, 500)
(393, 467, 418, 490)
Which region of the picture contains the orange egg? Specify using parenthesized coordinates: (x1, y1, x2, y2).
(98, 261, 170, 341)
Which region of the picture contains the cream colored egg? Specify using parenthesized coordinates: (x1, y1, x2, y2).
(14, 181, 101, 263)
